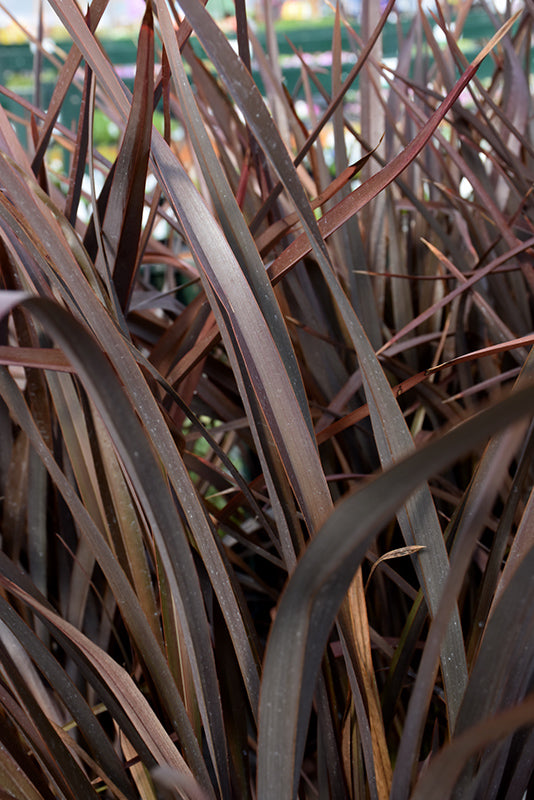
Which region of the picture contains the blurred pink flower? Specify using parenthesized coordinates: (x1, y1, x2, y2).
(125, 0, 146, 18)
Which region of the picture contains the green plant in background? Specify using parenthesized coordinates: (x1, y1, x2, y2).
(0, 1, 533, 798)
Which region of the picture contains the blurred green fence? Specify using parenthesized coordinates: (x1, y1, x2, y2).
(0, 8, 510, 141)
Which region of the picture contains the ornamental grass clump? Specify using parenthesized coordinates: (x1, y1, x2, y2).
(0, 1, 533, 798)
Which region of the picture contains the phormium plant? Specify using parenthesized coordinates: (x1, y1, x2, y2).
(0, 0, 533, 798)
